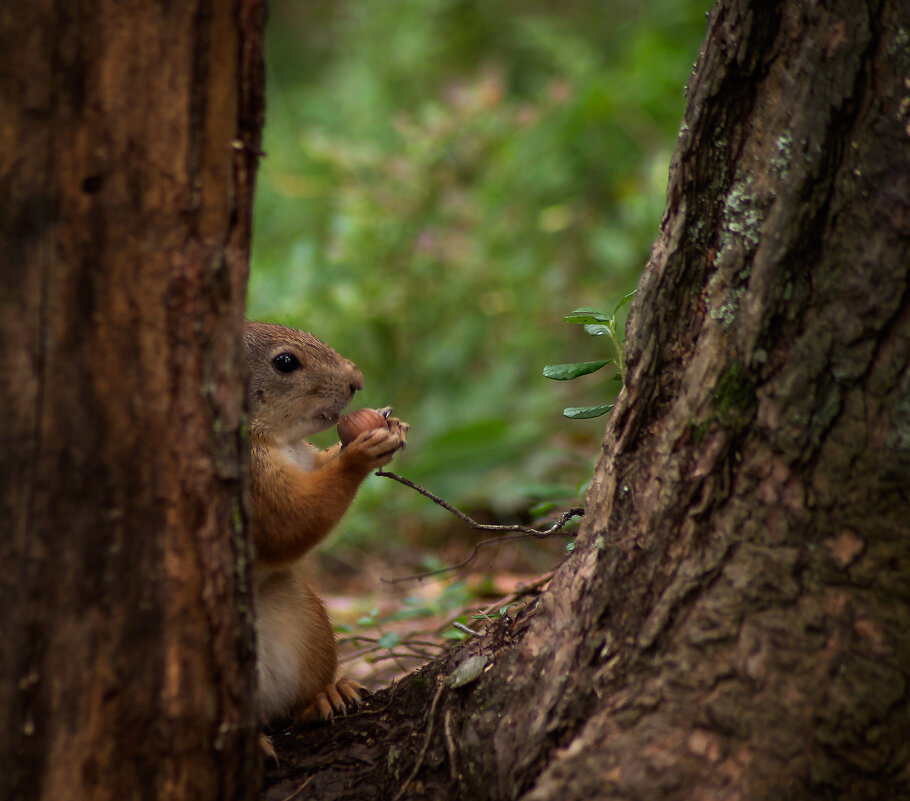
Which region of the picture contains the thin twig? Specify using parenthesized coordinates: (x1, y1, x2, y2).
(340, 634, 446, 651)
(338, 643, 383, 662)
(476, 566, 562, 618)
(376, 469, 583, 583)
(392, 675, 445, 801)
(452, 621, 482, 638)
(369, 650, 439, 664)
(339, 634, 382, 645)
(384, 528, 575, 583)
(397, 639, 448, 650)
(279, 775, 313, 801)
(377, 469, 583, 535)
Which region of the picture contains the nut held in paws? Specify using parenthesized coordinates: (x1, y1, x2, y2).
(337, 408, 388, 446)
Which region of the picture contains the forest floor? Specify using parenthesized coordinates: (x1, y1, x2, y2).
(308, 513, 573, 693)
(260, 478, 583, 799)
(294, 500, 577, 691)
(261, 514, 573, 799)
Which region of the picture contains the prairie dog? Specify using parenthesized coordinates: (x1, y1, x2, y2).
(244, 321, 408, 723)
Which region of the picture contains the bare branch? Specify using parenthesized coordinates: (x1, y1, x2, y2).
(452, 621, 483, 638)
(377, 469, 583, 534)
(375, 469, 583, 583)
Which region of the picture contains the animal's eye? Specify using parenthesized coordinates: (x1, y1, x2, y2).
(272, 352, 301, 373)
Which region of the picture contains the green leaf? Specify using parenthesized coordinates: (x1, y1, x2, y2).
(564, 307, 609, 324)
(377, 632, 400, 649)
(563, 404, 614, 419)
(442, 629, 468, 641)
(356, 616, 376, 626)
(385, 607, 432, 622)
(613, 290, 637, 314)
(583, 323, 611, 337)
(543, 360, 612, 380)
(566, 540, 576, 552)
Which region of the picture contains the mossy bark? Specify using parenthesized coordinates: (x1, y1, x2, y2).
(0, 2, 265, 799)
(263, 1, 910, 799)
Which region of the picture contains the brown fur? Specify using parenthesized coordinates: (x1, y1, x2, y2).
(244, 322, 408, 724)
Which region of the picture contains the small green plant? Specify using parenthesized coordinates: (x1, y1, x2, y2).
(543, 291, 636, 419)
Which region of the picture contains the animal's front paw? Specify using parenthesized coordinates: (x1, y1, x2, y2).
(341, 426, 404, 471)
(385, 415, 410, 450)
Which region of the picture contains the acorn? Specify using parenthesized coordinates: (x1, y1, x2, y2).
(337, 407, 390, 446)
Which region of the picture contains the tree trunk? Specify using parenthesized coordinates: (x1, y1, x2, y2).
(0, 2, 265, 800)
(263, 1, 910, 799)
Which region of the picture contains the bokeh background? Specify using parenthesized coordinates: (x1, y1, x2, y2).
(249, 0, 712, 565)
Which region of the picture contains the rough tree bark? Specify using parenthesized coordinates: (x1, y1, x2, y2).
(0, 2, 265, 800)
(264, 1, 910, 799)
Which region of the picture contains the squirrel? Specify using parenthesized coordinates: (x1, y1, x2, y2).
(243, 321, 408, 733)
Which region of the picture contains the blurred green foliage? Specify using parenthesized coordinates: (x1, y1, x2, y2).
(249, 0, 712, 544)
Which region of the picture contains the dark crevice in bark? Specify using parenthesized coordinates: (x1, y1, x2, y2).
(188, 0, 215, 226)
(789, 3, 896, 486)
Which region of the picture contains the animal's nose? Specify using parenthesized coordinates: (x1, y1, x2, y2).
(348, 364, 365, 394)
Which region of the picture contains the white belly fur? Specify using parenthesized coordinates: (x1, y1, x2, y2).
(256, 585, 304, 719)
(254, 566, 337, 721)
